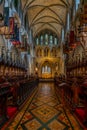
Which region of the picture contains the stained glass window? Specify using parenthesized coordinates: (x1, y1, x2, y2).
(50, 35, 53, 44)
(45, 65, 47, 72)
(40, 35, 43, 45)
(35, 31, 58, 46)
(54, 37, 57, 45)
(48, 67, 51, 73)
(36, 38, 39, 45)
(45, 34, 48, 45)
(42, 66, 51, 73)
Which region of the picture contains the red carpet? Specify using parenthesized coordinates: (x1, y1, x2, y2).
(7, 106, 17, 118)
(75, 108, 85, 122)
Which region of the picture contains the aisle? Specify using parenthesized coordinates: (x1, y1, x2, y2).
(5, 83, 83, 130)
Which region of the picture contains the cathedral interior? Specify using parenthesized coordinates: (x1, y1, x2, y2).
(0, 0, 87, 130)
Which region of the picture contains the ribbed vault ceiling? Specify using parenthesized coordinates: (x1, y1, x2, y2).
(21, 0, 73, 38)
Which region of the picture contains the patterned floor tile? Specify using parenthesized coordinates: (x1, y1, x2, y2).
(58, 112, 70, 126)
(17, 125, 23, 130)
(42, 128, 48, 130)
(23, 119, 41, 130)
(55, 104, 63, 111)
(66, 111, 83, 130)
(28, 103, 37, 110)
(20, 112, 33, 124)
(47, 100, 58, 107)
(5, 83, 84, 130)
(31, 104, 59, 123)
(37, 97, 55, 104)
(33, 100, 44, 106)
(48, 120, 67, 130)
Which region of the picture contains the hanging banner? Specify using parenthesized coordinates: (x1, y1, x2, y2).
(11, 24, 19, 41)
(11, 24, 20, 45)
(0, 0, 4, 27)
(4, 7, 9, 26)
(9, 17, 14, 34)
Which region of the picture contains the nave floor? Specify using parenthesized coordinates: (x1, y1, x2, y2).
(3, 83, 84, 130)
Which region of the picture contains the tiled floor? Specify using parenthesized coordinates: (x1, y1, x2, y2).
(4, 83, 84, 130)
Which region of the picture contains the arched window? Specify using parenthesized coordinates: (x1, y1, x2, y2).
(48, 67, 51, 73)
(40, 35, 43, 45)
(35, 30, 58, 46)
(45, 34, 48, 45)
(45, 65, 47, 72)
(36, 38, 39, 45)
(42, 65, 51, 73)
(50, 35, 53, 44)
(54, 37, 57, 45)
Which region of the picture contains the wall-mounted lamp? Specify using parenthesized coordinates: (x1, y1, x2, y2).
(35, 67, 38, 72)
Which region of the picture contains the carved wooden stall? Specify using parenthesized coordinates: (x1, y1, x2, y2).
(80, 80, 87, 125)
(54, 76, 87, 127)
(0, 75, 39, 127)
(0, 81, 10, 127)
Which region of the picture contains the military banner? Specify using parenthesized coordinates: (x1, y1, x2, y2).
(11, 24, 21, 45)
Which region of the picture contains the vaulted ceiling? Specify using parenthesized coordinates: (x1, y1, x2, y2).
(21, 0, 74, 38)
